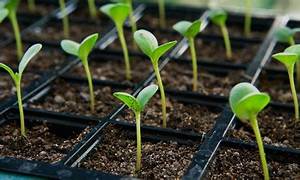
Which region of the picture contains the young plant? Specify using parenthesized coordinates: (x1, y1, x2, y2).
(28, 0, 36, 12)
(272, 45, 300, 121)
(173, 20, 202, 91)
(244, 0, 252, 37)
(113, 84, 158, 172)
(88, 0, 98, 19)
(61, 33, 99, 113)
(158, 0, 166, 29)
(229, 82, 270, 180)
(0, 0, 23, 59)
(100, 3, 131, 80)
(208, 9, 232, 59)
(0, 44, 42, 137)
(119, 0, 137, 39)
(134, 29, 177, 128)
(59, 0, 70, 38)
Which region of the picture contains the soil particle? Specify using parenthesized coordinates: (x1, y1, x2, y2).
(79, 126, 197, 179)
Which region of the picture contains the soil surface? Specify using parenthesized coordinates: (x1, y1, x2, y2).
(162, 61, 247, 96)
(119, 94, 221, 134)
(229, 107, 300, 149)
(28, 79, 130, 117)
(68, 53, 153, 84)
(0, 121, 90, 163)
(79, 125, 197, 179)
(0, 21, 30, 43)
(207, 146, 300, 179)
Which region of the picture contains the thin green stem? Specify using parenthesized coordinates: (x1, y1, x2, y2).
(59, 0, 70, 38)
(153, 61, 167, 128)
(9, 11, 23, 59)
(88, 0, 97, 19)
(16, 80, 26, 137)
(28, 0, 36, 12)
(117, 25, 131, 80)
(83, 60, 95, 113)
(288, 68, 299, 121)
(158, 0, 166, 29)
(220, 24, 232, 59)
(250, 116, 270, 180)
(188, 38, 198, 92)
(244, 0, 252, 37)
(128, 1, 137, 39)
(135, 111, 142, 172)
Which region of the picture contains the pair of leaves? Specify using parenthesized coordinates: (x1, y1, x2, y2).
(173, 20, 202, 38)
(100, 3, 129, 27)
(229, 82, 270, 123)
(274, 27, 300, 44)
(272, 45, 300, 69)
(114, 84, 158, 113)
(134, 29, 177, 63)
(0, 0, 19, 22)
(208, 9, 228, 26)
(61, 33, 99, 62)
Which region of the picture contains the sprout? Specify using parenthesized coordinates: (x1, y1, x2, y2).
(0, 44, 42, 137)
(208, 9, 232, 59)
(229, 82, 270, 180)
(114, 84, 158, 172)
(158, 0, 166, 29)
(59, 0, 69, 38)
(134, 29, 177, 128)
(173, 20, 202, 91)
(27, 0, 36, 12)
(119, 0, 137, 40)
(61, 33, 99, 113)
(88, 0, 98, 19)
(244, 0, 252, 37)
(100, 3, 131, 80)
(272, 45, 300, 121)
(0, 0, 23, 59)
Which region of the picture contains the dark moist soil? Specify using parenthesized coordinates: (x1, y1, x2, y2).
(0, 44, 67, 71)
(207, 146, 300, 179)
(0, 21, 29, 42)
(79, 126, 197, 179)
(162, 61, 248, 96)
(0, 121, 90, 163)
(0, 73, 40, 102)
(18, 1, 56, 16)
(28, 79, 130, 117)
(68, 54, 152, 84)
(119, 94, 221, 133)
(182, 38, 259, 64)
(229, 107, 300, 149)
(68, 6, 110, 23)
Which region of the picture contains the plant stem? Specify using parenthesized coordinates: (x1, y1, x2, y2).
(135, 111, 142, 172)
(220, 24, 232, 59)
(288, 37, 300, 91)
(153, 61, 167, 128)
(188, 38, 198, 92)
(16, 81, 26, 137)
(158, 0, 166, 29)
(288, 68, 299, 121)
(244, 0, 252, 37)
(250, 116, 270, 180)
(88, 0, 97, 19)
(9, 11, 23, 59)
(59, 0, 70, 38)
(117, 25, 131, 80)
(83, 60, 95, 113)
(28, 0, 36, 12)
(128, 1, 137, 39)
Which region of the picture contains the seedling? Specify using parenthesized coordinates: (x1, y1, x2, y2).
(0, 44, 42, 137)
(208, 9, 232, 59)
(229, 82, 270, 180)
(173, 20, 202, 91)
(28, 0, 36, 12)
(61, 33, 99, 113)
(88, 0, 98, 19)
(119, 0, 137, 39)
(0, 0, 23, 59)
(100, 3, 131, 80)
(114, 84, 158, 172)
(272, 45, 300, 121)
(158, 0, 166, 28)
(59, 0, 69, 38)
(134, 29, 177, 128)
(244, 0, 252, 37)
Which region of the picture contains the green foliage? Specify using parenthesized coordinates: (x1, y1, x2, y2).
(100, 3, 129, 27)
(0, 9, 8, 22)
(208, 9, 227, 26)
(274, 27, 300, 45)
(173, 20, 202, 38)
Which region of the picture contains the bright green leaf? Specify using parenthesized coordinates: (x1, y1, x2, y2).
(100, 3, 129, 27)
(152, 41, 177, 62)
(61, 40, 80, 56)
(274, 27, 295, 44)
(272, 52, 298, 69)
(0, 63, 16, 81)
(173, 20, 202, 38)
(208, 9, 227, 26)
(136, 84, 158, 111)
(5, 0, 20, 12)
(285, 44, 300, 57)
(78, 33, 99, 61)
(0, 9, 8, 23)
(113, 92, 141, 112)
(18, 43, 42, 76)
(134, 29, 158, 58)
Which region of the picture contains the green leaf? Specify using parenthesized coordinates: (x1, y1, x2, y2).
(113, 92, 141, 112)
(285, 44, 300, 57)
(134, 29, 158, 58)
(5, 0, 20, 12)
(0, 9, 8, 23)
(152, 41, 177, 63)
(18, 44, 42, 76)
(100, 3, 129, 26)
(272, 52, 298, 69)
(208, 9, 227, 26)
(274, 27, 294, 43)
(229, 82, 270, 123)
(61, 40, 80, 57)
(0, 63, 16, 81)
(78, 33, 99, 61)
(173, 20, 202, 38)
(136, 84, 158, 110)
